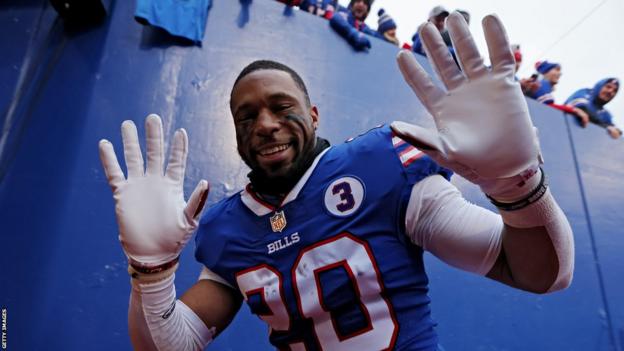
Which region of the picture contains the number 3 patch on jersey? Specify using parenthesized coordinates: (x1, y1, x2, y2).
(324, 176, 365, 217)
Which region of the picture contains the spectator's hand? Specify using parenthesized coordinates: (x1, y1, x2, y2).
(520, 77, 540, 95)
(572, 107, 589, 127)
(329, 12, 371, 51)
(607, 125, 622, 139)
(348, 31, 371, 51)
(391, 13, 542, 202)
(98, 114, 209, 268)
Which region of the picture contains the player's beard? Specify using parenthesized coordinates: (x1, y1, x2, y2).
(248, 135, 330, 200)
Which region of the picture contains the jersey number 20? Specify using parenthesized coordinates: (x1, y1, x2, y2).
(236, 233, 398, 350)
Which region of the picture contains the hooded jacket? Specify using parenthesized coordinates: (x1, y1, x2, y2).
(565, 78, 620, 128)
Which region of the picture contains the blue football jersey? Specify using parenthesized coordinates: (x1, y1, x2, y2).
(195, 125, 451, 350)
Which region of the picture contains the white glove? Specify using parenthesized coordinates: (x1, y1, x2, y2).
(99, 114, 209, 268)
(391, 13, 543, 202)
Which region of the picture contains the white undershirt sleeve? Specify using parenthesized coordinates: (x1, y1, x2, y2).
(405, 174, 504, 276)
(198, 266, 234, 289)
(129, 274, 214, 351)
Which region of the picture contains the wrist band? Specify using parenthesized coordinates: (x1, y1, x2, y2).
(129, 263, 178, 283)
(129, 256, 180, 275)
(487, 168, 548, 211)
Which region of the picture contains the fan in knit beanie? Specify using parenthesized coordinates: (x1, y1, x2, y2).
(535, 61, 560, 75)
(377, 8, 399, 45)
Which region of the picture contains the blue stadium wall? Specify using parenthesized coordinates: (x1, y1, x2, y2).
(0, 1, 622, 350)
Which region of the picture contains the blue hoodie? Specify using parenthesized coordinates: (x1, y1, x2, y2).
(565, 78, 620, 128)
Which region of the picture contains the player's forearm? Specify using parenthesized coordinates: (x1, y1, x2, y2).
(406, 174, 573, 293)
(128, 272, 214, 351)
(489, 188, 574, 293)
(129, 280, 160, 351)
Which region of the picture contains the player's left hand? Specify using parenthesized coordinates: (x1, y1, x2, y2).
(99, 114, 209, 269)
(391, 13, 543, 202)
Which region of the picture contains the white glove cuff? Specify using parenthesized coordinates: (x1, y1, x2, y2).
(480, 165, 542, 203)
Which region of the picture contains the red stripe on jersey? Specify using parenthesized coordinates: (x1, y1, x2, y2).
(398, 145, 416, 157)
(402, 150, 425, 167)
(391, 136, 406, 147)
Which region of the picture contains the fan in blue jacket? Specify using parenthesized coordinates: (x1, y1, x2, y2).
(527, 61, 561, 104)
(565, 78, 622, 139)
(329, 0, 377, 51)
(377, 8, 399, 46)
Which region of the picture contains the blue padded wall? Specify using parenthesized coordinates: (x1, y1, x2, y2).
(0, 1, 622, 350)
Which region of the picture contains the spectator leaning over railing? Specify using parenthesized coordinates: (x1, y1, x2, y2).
(299, 0, 337, 19)
(512, 45, 540, 95)
(527, 61, 561, 104)
(329, 0, 375, 51)
(377, 8, 399, 46)
(275, 0, 336, 19)
(512, 45, 541, 95)
(522, 60, 591, 124)
(565, 78, 622, 139)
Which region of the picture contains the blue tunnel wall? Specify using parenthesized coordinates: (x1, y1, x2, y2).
(0, 1, 622, 350)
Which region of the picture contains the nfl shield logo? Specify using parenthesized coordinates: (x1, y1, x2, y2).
(270, 211, 287, 233)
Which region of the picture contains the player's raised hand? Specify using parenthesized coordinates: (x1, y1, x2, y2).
(391, 13, 543, 201)
(99, 114, 209, 268)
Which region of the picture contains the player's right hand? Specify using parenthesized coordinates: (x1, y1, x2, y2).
(391, 13, 543, 202)
(99, 114, 209, 268)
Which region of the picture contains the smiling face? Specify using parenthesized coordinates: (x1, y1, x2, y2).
(350, 0, 369, 21)
(544, 66, 562, 85)
(385, 28, 397, 38)
(230, 69, 319, 180)
(598, 81, 619, 103)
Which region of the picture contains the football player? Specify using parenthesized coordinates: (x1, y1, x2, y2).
(99, 12, 574, 351)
